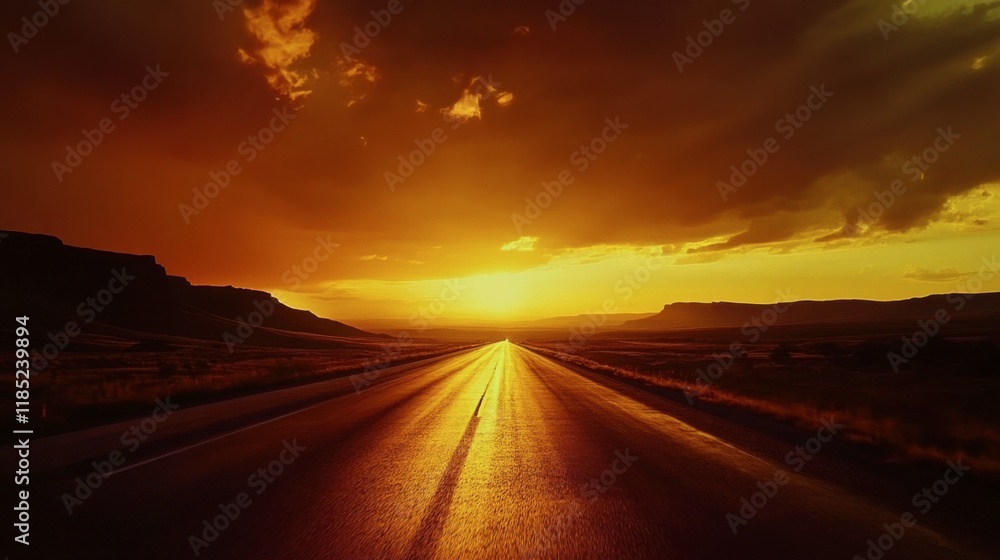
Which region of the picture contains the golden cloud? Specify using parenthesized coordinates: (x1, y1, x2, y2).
(501, 236, 538, 252)
(337, 57, 380, 107)
(440, 75, 513, 123)
(239, 0, 318, 101)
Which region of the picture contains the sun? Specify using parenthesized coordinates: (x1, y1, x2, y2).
(464, 271, 531, 319)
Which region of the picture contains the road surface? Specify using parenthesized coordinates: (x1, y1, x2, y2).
(30, 341, 999, 559)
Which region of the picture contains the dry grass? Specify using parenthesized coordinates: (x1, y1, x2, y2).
(4, 341, 477, 433)
(525, 336, 1000, 473)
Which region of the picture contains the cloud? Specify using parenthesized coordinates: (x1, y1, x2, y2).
(440, 75, 513, 123)
(239, 0, 318, 101)
(337, 56, 380, 106)
(501, 236, 538, 252)
(903, 266, 970, 282)
(3, 0, 1000, 318)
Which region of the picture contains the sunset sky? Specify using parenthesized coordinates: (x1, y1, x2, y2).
(2, 0, 999, 323)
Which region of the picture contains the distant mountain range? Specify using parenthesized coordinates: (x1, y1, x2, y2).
(0, 230, 379, 349)
(345, 312, 656, 331)
(622, 294, 1000, 331)
(4, 229, 998, 345)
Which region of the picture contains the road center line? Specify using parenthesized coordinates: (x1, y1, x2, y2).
(473, 346, 504, 417)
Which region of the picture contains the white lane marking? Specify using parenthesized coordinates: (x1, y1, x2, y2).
(107, 406, 318, 477)
(474, 343, 506, 418)
(517, 344, 774, 468)
(106, 346, 496, 477)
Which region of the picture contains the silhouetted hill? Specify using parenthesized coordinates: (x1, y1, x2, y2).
(622, 294, 1000, 330)
(0, 230, 378, 348)
(518, 312, 657, 329)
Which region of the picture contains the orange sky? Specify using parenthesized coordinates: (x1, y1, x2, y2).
(2, 0, 999, 324)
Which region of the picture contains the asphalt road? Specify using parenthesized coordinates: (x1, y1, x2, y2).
(29, 341, 999, 559)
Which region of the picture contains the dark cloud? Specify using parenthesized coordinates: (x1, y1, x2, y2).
(1, 0, 998, 285)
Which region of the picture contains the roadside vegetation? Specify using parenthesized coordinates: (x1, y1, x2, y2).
(526, 328, 1000, 473)
(4, 341, 479, 433)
